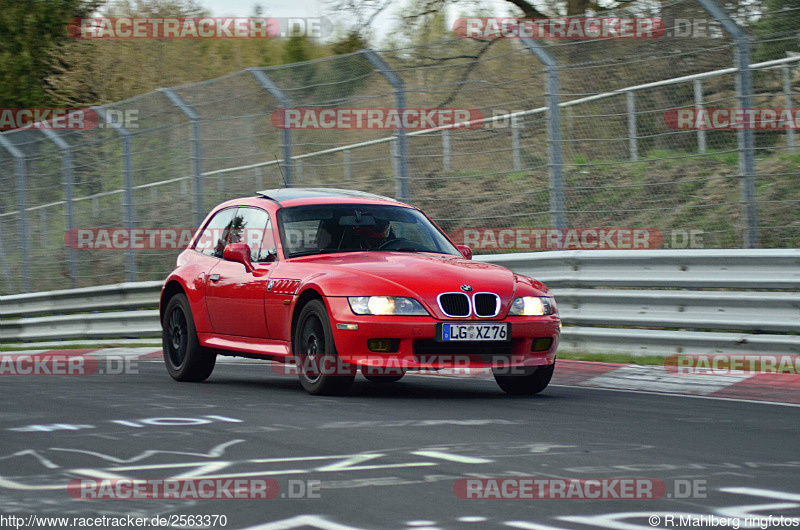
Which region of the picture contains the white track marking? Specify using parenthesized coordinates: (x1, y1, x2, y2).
(505, 522, 571, 530)
(410, 451, 493, 464)
(71, 469, 130, 479)
(51, 439, 245, 463)
(0, 450, 59, 469)
(720, 487, 800, 501)
(551, 384, 800, 408)
(89, 347, 162, 358)
(241, 515, 367, 529)
(582, 365, 750, 394)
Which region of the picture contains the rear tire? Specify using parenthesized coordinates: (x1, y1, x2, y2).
(493, 362, 554, 395)
(162, 293, 216, 382)
(293, 300, 355, 395)
(362, 365, 405, 383)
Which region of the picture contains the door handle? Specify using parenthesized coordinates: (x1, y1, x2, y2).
(209, 274, 221, 282)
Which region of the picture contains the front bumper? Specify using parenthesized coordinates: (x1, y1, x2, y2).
(325, 297, 560, 370)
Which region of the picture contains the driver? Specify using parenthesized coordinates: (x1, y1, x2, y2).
(352, 219, 391, 249)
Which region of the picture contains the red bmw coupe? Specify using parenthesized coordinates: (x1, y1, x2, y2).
(160, 188, 560, 395)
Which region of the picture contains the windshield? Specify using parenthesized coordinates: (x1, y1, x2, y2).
(277, 203, 460, 258)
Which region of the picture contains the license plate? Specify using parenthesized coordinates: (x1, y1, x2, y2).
(440, 323, 510, 342)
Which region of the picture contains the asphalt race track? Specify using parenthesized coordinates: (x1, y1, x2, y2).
(1, 353, 799, 530)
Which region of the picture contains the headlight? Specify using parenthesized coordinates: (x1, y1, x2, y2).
(348, 296, 428, 316)
(508, 296, 554, 316)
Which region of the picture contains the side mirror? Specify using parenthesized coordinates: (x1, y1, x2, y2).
(223, 243, 254, 273)
(456, 245, 472, 260)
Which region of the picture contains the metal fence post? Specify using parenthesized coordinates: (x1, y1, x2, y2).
(91, 106, 137, 282)
(40, 128, 77, 288)
(519, 38, 566, 229)
(626, 91, 638, 161)
(390, 139, 399, 179)
(248, 68, 293, 187)
(361, 49, 409, 202)
(158, 88, 205, 228)
(442, 130, 451, 171)
(693, 79, 707, 153)
(0, 134, 29, 292)
(695, 0, 758, 248)
(783, 64, 796, 153)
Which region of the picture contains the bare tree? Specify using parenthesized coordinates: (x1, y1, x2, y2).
(325, 0, 647, 35)
(325, 0, 396, 36)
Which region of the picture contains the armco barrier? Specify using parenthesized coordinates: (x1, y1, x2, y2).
(1, 250, 798, 356)
(0, 282, 163, 341)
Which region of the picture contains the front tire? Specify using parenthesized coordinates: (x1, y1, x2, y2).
(162, 293, 216, 382)
(493, 362, 554, 395)
(293, 300, 355, 395)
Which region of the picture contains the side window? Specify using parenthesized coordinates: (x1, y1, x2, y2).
(194, 208, 238, 258)
(235, 207, 274, 263)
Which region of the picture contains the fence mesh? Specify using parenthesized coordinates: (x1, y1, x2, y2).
(0, 0, 798, 294)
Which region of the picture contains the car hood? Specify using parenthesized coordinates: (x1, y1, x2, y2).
(285, 251, 547, 302)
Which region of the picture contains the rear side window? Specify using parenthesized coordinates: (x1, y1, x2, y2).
(194, 208, 237, 258)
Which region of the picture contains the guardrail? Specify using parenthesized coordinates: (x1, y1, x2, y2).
(482, 249, 800, 356)
(0, 282, 163, 341)
(2, 250, 799, 356)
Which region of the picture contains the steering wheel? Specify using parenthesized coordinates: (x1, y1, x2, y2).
(377, 238, 418, 251)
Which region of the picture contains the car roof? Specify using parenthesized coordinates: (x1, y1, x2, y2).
(257, 187, 400, 207)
